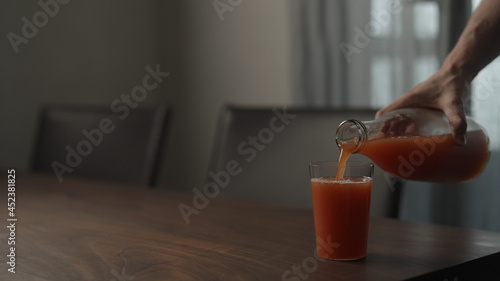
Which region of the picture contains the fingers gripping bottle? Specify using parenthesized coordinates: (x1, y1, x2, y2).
(335, 108, 490, 183)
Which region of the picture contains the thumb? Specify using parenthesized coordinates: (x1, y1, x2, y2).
(443, 107, 467, 146)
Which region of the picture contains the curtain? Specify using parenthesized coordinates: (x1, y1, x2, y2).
(290, 0, 500, 232)
(289, 0, 370, 107)
(289, 0, 450, 108)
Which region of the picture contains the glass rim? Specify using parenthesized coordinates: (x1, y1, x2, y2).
(309, 160, 373, 168)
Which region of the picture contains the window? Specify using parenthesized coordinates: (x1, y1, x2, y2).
(369, 0, 440, 108)
(470, 0, 500, 149)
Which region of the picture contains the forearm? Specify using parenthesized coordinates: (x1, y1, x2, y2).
(442, 0, 500, 83)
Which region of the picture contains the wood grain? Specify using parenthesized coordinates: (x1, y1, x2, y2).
(1, 173, 499, 281)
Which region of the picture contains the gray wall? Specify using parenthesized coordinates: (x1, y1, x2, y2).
(0, 0, 291, 191)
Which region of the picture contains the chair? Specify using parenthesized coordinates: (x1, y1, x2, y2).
(207, 106, 401, 217)
(32, 104, 170, 186)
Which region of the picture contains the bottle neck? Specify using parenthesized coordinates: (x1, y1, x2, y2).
(335, 119, 368, 153)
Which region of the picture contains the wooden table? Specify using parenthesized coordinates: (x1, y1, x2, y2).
(2, 173, 500, 280)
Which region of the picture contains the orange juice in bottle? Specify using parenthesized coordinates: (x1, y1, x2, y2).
(335, 108, 490, 183)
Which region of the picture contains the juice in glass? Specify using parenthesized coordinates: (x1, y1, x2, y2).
(310, 162, 373, 260)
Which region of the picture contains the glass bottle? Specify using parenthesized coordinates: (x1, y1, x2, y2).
(335, 108, 490, 183)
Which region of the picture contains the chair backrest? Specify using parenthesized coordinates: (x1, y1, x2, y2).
(32, 104, 170, 186)
(208, 106, 401, 217)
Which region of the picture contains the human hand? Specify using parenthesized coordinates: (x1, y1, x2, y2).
(380, 113, 419, 137)
(375, 67, 469, 146)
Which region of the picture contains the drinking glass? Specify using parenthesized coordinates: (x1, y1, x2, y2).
(309, 161, 373, 260)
